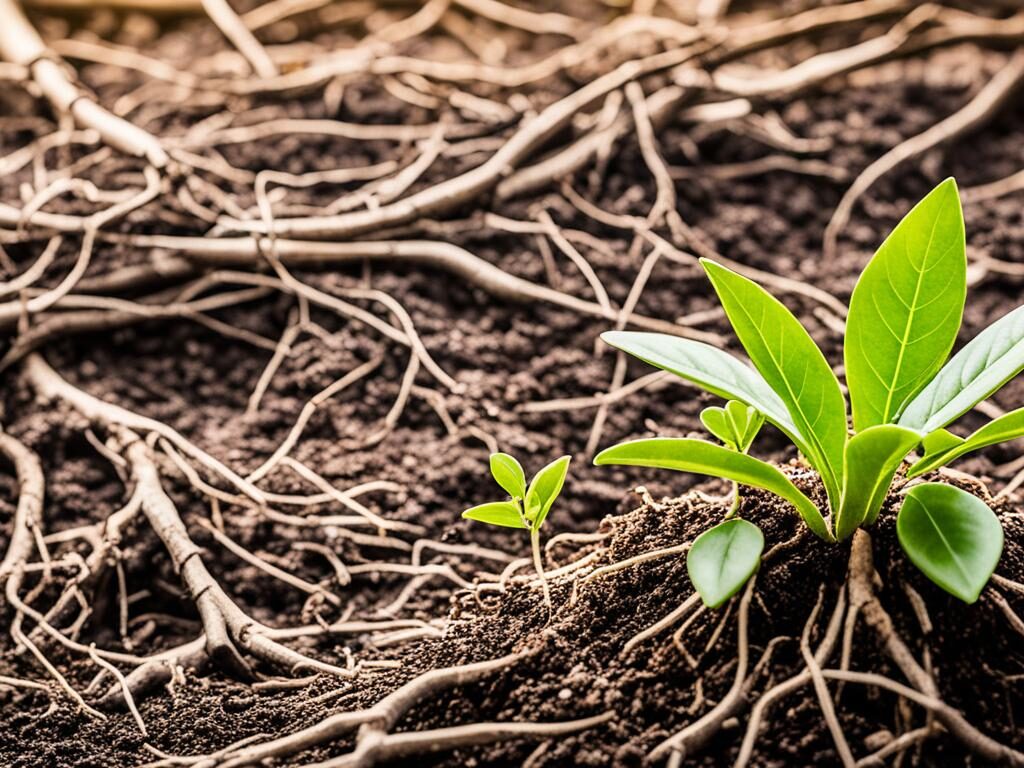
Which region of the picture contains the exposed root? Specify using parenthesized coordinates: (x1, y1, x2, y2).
(824, 48, 1024, 261)
(213, 653, 528, 767)
(650, 579, 755, 762)
(849, 529, 1024, 767)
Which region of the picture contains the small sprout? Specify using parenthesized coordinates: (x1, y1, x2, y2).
(597, 178, 1018, 605)
(463, 452, 572, 610)
(700, 400, 764, 454)
(700, 400, 764, 517)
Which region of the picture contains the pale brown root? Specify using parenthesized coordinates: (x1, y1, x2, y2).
(823, 48, 1024, 261)
(621, 593, 701, 658)
(214, 48, 695, 238)
(650, 578, 756, 761)
(849, 529, 1024, 766)
(801, 587, 856, 767)
(215, 653, 527, 767)
(89, 233, 716, 340)
(296, 712, 615, 768)
(733, 584, 847, 768)
(0, 432, 45, 582)
(0, 0, 167, 165)
(23, 352, 265, 504)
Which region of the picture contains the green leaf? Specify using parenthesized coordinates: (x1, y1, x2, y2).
(702, 401, 765, 453)
(834, 425, 920, 540)
(462, 501, 527, 529)
(845, 179, 966, 431)
(687, 519, 764, 609)
(700, 405, 735, 448)
(594, 438, 832, 541)
(908, 407, 1024, 478)
(921, 428, 964, 457)
(490, 453, 526, 499)
(525, 455, 571, 531)
(601, 331, 801, 443)
(899, 303, 1024, 433)
(728, 400, 765, 452)
(701, 259, 847, 507)
(897, 483, 1003, 604)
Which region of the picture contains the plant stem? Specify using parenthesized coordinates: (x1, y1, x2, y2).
(725, 480, 740, 519)
(530, 527, 552, 612)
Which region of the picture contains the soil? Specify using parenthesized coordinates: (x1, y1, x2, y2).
(2, 1, 1024, 766)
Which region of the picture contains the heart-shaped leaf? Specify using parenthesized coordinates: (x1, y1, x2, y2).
(687, 519, 764, 609)
(897, 483, 1003, 603)
(490, 452, 526, 499)
(701, 400, 764, 452)
(700, 405, 734, 447)
(462, 501, 527, 529)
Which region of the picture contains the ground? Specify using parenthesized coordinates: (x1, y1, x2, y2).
(2, 1, 1024, 766)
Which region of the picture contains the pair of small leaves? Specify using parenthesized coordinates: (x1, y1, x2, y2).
(462, 453, 571, 533)
(700, 400, 764, 453)
(897, 483, 1003, 604)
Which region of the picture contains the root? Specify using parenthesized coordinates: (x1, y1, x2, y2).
(650, 579, 755, 762)
(849, 529, 1024, 766)
(824, 48, 1024, 261)
(734, 584, 847, 768)
(214, 653, 528, 767)
(0, 0, 167, 166)
(119, 431, 355, 680)
(0, 432, 45, 582)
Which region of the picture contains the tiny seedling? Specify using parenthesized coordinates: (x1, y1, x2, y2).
(700, 399, 764, 516)
(462, 453, 572, 609)
(596, 178, 1016, 607)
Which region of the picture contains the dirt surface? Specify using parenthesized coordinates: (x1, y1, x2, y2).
(2, 1, 1024, 766)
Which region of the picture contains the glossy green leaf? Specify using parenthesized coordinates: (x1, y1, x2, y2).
(687, 519, 764, 609)
(702, 259, 847, 506)
(601, 331, 798, 439)
(834, 425, 920, 540)
(462, 501, 526, 529)
(899, 303, 1024, 433)
(701, 400, 764, 453)
(594, 438, 832, 540)
(845, 179, 966, 431)
(897, 483, 1003, 603)
(489, 453, 526, 499)
(525, 455, 571, 531)
(700, 406, 733, 447)
(908, 407, 1024, 478)
(921, 428, 964, 457)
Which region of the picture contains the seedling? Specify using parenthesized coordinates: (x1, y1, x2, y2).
(596, 179, 1016, 607)
(700, 399, 764, 516)
(462, 453, 572, 609)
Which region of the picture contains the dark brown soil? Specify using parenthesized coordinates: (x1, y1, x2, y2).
(3, 1, 1024, 766)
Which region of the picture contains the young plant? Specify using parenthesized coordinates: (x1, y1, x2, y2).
(596, 178, 1013, 607)
(700, 399, 765, 516)
(462, 453, 571, 609)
